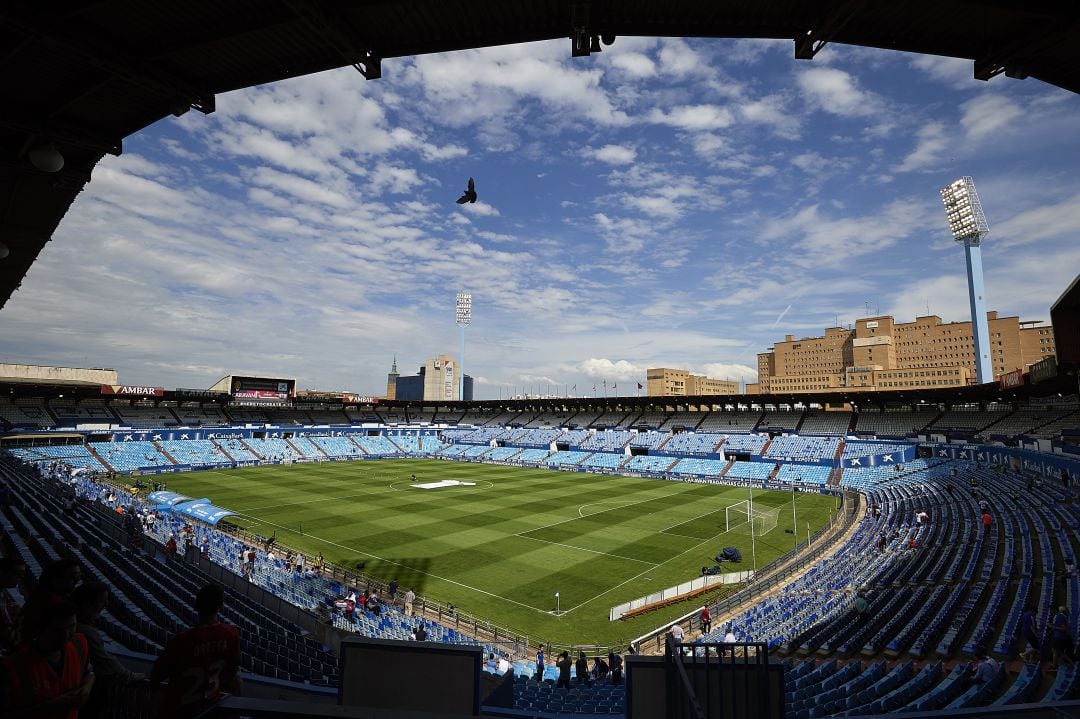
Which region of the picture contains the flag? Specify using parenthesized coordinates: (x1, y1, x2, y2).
(572, 384, 577, 391)
(637, 382, 643, 390)
(592, 385, 596, 392)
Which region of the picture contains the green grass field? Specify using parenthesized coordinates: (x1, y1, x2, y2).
(163, 459, 838, 646)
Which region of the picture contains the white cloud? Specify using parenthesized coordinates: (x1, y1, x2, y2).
(797, 67, 882, 117)
(608, 51, 656, 78)
(647, 104, 735, 131)
(579, 358, 645, 381)
(893, 121, 948, 173)
(959, 94, 1024, 141)
(698, 363, 757, 383)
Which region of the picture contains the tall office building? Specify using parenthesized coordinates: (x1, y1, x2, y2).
(751, 311, 1054, 394)
(393, 355, 473, 401)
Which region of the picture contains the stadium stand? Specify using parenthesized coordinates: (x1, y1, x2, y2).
(661, 411, 705, 430)
(698, 411, 762, 432)
(758, 410, 803, 433)
(927, 406, 1010, 434)
(0, 398, 56, 428)
(225, 408, 271, 423)
(4, 400, 1080, 717)
(306, 409, 350, 424)
(523, 410, 576, 428)
(628, 430, 667, 450)
(579, 430, 633, 452)
(853, 408, 941, 437)
(762, 436, 841, 462)
(591, 410, 633, 428)
(798, 410, 852, 436)
(719, 434, 769, 454)
(631, 411, 669, 429)
(662, 432, 725, 456)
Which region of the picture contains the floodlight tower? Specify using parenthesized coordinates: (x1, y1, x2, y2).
(940, 177, 993, 384)
(455, 292, 472, 401)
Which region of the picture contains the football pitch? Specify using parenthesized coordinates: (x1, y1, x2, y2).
(163, 459, 839, 645)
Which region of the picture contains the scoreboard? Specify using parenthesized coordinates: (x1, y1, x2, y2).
(230, 376, 294, 405)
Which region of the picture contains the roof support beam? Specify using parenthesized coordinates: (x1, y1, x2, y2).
(285, 0, 382, 79)
(0, 12, 216, 115)
(794, 0, 863, 60)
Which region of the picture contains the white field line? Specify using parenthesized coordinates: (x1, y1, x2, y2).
(233, 514, 553, 614)
(513, 534, 659, 566)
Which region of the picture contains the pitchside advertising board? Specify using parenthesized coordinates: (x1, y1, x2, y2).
(104, 427, 441, 441)
(923, 443, 1080, 479)
(100, 385, 164, 397)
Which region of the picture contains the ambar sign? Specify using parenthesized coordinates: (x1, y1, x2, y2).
(101, 385, 165, 397)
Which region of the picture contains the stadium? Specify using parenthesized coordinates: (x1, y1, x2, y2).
(2, 3, 1080, 719)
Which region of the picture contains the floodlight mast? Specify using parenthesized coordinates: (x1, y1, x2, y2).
(940, 177, 993, 384)
(455, 292, 472, 401)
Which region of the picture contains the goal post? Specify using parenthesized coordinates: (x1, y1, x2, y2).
(725, 499, 779, 535)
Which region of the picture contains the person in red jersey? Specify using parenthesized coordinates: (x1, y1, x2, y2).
(150, 583, 240, 719)
(0, 600, 94, 719)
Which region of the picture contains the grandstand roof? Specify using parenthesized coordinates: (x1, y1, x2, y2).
(3, 1, 1080, 308)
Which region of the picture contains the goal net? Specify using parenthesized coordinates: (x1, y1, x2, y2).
(724, 499, 779, 535)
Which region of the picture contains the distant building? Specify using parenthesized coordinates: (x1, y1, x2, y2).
(385, 356, 399, 400)
(756, 311, 1055, 393)
(646, 368, 739, 397)
(393, 354, 473, 401)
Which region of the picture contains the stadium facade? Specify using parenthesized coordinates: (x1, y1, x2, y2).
(751, 311, 1055, 395)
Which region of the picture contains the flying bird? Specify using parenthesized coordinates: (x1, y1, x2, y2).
(456, 177, 477, 204)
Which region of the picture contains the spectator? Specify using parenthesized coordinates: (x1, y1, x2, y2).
(670, 622, 685, 643)
(1052, 606, 1074, 669)
(73, 582, 143, 718)
(1020, 609, 1041, 663)
(854, 592, 870, 626)
(0, 557, 26, 656)
(150, 584, 240, 719)
(700, 605, 712, 635)
(0, 600, 94, 717)
(414, 624, 427, 642)
(724, 624, 738, 643)
(555, 651, 572, 689)
(403, 588, 416, 617)
(388, 578, 398, 602)
(535, 644, 545, 682)
(609, 650, 623, 686)
(981, 511, 992, 534)
(19, 558, 81, 648)
(967, 647, 999, 687)
(576, 651, 591, 688)
(592, 655, 609, 682)
(164, 535, 178, 563)
(486, 652, 498, 673)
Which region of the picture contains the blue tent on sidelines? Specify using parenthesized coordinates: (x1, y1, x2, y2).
(146, 490, 193, 512)
(173, 498, 237, 526)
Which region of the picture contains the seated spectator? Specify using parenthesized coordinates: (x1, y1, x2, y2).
(150, 584, 240, 719)
(592, 655, 609, 682)
(0, 557, 26, 656)
(967, 648, 999, 687)
(0, 600, 94, 717)
(73, 581, 144, 717)
(19, 558, 81, 648)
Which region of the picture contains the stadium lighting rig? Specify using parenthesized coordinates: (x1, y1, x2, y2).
(939, 176, 993, 384)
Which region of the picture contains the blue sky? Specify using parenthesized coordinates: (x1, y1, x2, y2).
(1, 37, 1078, 398)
